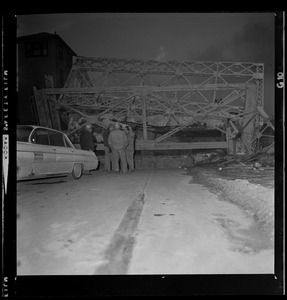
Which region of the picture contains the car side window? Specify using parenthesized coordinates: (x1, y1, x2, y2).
(49, 131, 65, 147)
(31, 129, 50, 145)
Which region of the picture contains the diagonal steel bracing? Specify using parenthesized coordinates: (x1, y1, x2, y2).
(34, 56, 270, 153)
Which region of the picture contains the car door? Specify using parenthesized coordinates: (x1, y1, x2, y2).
(48, 129, 75, 174)
(30, 128, 56, 175)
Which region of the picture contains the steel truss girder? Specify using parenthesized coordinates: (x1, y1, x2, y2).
(41, 83, 248, 94)
(71, 56, 263, 77)
(44, 87, 246, 122)
(42, 86, 247, 115)
(36, 56, 268, 153)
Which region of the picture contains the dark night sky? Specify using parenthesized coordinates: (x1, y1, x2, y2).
(17, 12, 275, 117)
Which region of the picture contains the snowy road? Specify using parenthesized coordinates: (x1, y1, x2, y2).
(17, 169, 274, 275)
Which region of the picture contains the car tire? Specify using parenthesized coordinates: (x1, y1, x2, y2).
(71, 163, 83, 179)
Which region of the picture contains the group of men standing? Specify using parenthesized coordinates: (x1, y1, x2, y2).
(80, 122, 135, 174)
(105, 122, 135, 173)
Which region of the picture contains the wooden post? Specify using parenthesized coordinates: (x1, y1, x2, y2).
(241, 84, 258, 154)
(142, 94, 148, 142)
(33, 87, 52, 128)
(226, 126, 233, 154)
(212, 63, 219, 103)
(44, 75, 61, 130)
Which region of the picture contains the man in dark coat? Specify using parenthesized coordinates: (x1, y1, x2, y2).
(80, 123, 94, 151)
(102, 124, 114, 171)
(124, 125, 135, 172)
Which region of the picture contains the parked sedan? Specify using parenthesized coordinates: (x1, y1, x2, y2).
(17, 125, 98, 181)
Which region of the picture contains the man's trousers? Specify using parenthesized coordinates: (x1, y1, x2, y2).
(111, 148, 127, 173)
(126, 149, 134, 171)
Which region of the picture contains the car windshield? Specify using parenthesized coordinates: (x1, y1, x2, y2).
(17, 126, 34, 142)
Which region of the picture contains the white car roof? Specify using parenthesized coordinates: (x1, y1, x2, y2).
(17, 125, 66, 135)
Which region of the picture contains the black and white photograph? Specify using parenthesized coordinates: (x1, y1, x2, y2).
(2, 12, 284, 296)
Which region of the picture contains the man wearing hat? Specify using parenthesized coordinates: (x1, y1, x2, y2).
(108, 122, 128, 174)
(124, 125, 135, 172)
(102, 124, 114, 171)
(79, 123, 95, 151)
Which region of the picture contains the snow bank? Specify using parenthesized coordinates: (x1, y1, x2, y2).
(194, 169, 274, 228)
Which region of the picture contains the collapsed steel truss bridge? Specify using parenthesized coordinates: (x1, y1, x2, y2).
(34, 56, 274, 154)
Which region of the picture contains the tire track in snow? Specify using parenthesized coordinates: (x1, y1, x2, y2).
(94, 171, 153, 274)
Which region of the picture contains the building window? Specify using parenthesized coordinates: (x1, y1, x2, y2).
(25, 41, 48, 57)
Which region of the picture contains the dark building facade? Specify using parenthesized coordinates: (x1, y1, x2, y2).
(17, 32, 77, 125)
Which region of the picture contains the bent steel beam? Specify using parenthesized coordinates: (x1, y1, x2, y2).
(34, 57, 267, 154)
